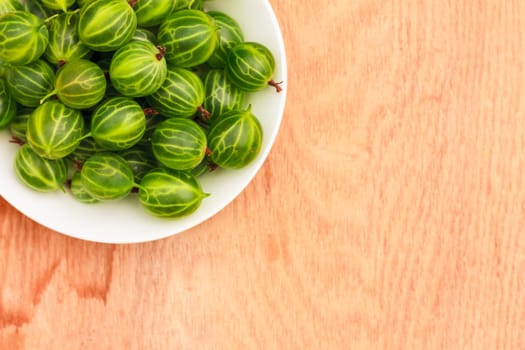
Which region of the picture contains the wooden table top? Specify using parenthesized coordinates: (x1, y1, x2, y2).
(2, 1, 525, 348)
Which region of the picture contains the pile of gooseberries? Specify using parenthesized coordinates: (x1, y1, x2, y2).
(0, 0, 282, 218)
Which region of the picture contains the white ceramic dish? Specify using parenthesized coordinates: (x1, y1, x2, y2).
(0, 0, 287, 244)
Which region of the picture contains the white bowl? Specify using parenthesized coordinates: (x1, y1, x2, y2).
(0, 0, 287, 244)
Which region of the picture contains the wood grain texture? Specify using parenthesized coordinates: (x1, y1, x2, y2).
(2, 0, 525, 348)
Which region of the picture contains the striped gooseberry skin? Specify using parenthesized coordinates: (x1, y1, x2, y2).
(138, 168, 209, 218)
(120, 147, 157, 183)
(69, 135, 105, 162)
(0, 59, 6, 78)
(225, 42, 277, 92)
(151, 118, 207, 170)
(134, 0, 175, 27)
(130, 28, 157, 44)
(109, 41, 167, 98)
(26, 100, 84, 159)
(6, 59, 55, 107)
(0, 0, 24, 16)
(80, 152, 135, 201)
(0, 11, 48, 65)
(51, 59, 107, 109)
(8, 111, 31, 141)
(14, 144, 68, 192)
(18, 0, 50, 21)
(203, 69, 245, 121)
(207, 106, 263, 169)
(206, 11, 244, 69)
(146, 67, 205, 118)
(76, 0, 95, 7)
(157, 9, 219, 68)
(90, 97, 146, 151)
(78, 0, 137, 52)
(70, 170, 99, 204)
(172, 0, 205, 12)
(40, 0, 75, 12)
(44, 12, 92, 65)
(0, 79, 16, 129)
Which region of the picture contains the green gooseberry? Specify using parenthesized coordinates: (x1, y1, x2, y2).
(6, 59, 55, 107)
(157, 9, 218, 68)
(14, 144, 68, 192)
(90, 97, 146, 151)
(26, 100, 85, 159)
(207, 105, 263, 169)
(80, 152, 135, 201)
(138, 168, 209, 218)
(151, 118, 207, 170)
(44, 12, 92, 66)
(226, 41, 282, 93)
(0, 11, 48, 65)
(41, 58, 106, 109)
(109, 40, 167, 98)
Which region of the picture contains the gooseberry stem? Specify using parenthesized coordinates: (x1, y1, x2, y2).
(156, 46, 166, 61)
(209, 163, 218, 172)
(9, 136, 24, 146)
(133, 183, 146, 196)
(44, 13, 60, 23)
(269, 80, 283, 93)
(57, 60, 66, 69)
(65, 9, 80, 20)
(40, 89, 58, 104)
(197, 106, 210, 119)
(205, 147, 213, 156)
(128, 0, 137, 7)
(144, 107, 159, 116)
(78, 132, 92, 142)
